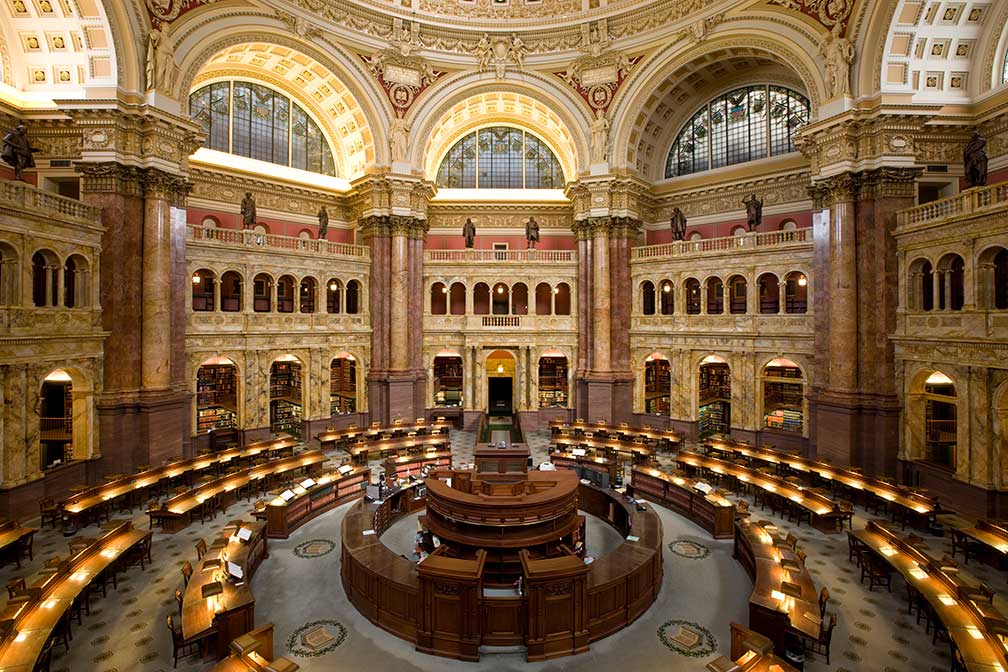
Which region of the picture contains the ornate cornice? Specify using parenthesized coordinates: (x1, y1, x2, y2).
(75, 162, 144, 197)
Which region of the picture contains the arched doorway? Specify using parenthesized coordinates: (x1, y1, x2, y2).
(330, 353, 357, 415)
(270, 355, 304, 438)
(40, 370, 73, 469)
(644, 353, 671, 415)
(486, 350, 515, 417)
(433, 353, 463, 408)
(762, 358, 805, 434)
(923, 371, 957, 468)
(538, 353, 568, 408)
(698, 355, 731, 436)
(196, 356, 239, 434)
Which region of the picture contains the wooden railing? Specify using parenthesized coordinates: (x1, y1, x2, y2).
(0, 180, 100, 222)
(40, 417, 71, 433)
(188, 225, 370, 259)
(425, 249, 575, 262)
(631, 228, 811, 261)
(897, 181, 1008, 228)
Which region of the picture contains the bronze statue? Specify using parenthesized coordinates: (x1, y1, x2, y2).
(318, 206, 329, 239)
(525, 216, 540, 249)
(462, 218, 476, 248)
(2, 124, 39, 182)
(742, 193, 763, 232)
(964, 130, 988, 189)
(670, 207, 687, 241)
(240, 192, 257, 229)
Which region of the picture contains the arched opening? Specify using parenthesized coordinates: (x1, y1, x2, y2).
(762, 358, 805, 434)
(758, 273, 780, 313)
(326, 278, 343, 314)
(699, 355, 731, 436)
(996, 249, 1008, 310)
(434, 354, 463, 408)
(706, 277, 724, 314)
(486, 350, 516, 416)
(641, 281, 656, 315)
(192, 269, 216, 311)
(270, 355, 304, 438)
(936, 254, 965, 311)
(474, 283, 490, 314)
(728, 275, 747, 314)
(644, 354, 671, 415)
(299, 277, 317, 313)
(908, 258, 934, 311)
(431, 282, 448, 314)
(538, 354, 568, 408)
(63, 255, 89, 308)
(512, 283, 529, 315)
(535, 282, 553, 315)
(40, 370, 73, 469)
(784, 271, 808, 313)
(196, 356, 239, 434)
(330, 353, 357, 415)
(277, 275, 296, 313)
(658, 279, 673, 315)
(923, 371, 957, 468)
(685, 278, 701, 314)
(346, 280, 361, 314)
(492, 282, 510, 315)
(0, 242, 20, 306)
(978, 247, 1008, 309)
(253, 273, 273, 312)
(221, 271, 242, 312)
(32, 250, 59, 307)
(449, 282, 466, 315)
(555, 283, 571, 315)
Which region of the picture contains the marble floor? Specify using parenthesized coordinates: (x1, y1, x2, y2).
(3, 430, 994, 672)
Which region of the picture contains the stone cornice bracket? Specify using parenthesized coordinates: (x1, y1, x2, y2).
(348, 175, 393, 220)
(858, 167, 923, 200)
(74, 162, 144, 197)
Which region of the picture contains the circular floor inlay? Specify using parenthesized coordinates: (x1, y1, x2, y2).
(657, 619, 717, 658)
(668, 538, 711, 560)
(294, 539, 336, 559)
(286, 620, 348, 658)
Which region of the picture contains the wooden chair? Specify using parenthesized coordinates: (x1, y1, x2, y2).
(31, 637, 54, 672)
(835, 500, 854, 531)
(181, 560, 193, 587)
(39, 499, 60, 529)
(978, 583, 996, 604)
(785, 532, 798, 551)
(195, 538, 207, 560)
(174, 588, 183, 617)
(6, 577, 25, 599)
(806, 612, 837, 664)
(796, 548, 807, 565)
(861, 552, 892, 592)
(166, 614, 215, 669)
(846, 531, 864, 567)
(124, 533, 152, 571)
(950, 529, 981, 564)
(818, 586, 830, 619)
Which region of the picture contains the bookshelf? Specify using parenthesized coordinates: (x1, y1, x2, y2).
(698, 362, 731, 436)
(330, 358, 356, 415)
(433, 357, 463, 407)
(270, 362, 303, 437)
(538, 357, 568, 408)
(196, 365, 238, 432)
(762, 363, 804, 433)
(644, 360, 671, 415)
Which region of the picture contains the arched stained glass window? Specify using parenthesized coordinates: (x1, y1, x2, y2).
(436, 126, 564, 189)
(190, 80, 336, 177)
(665, 85, 809, 178)
(1003, 51, 1008, 84)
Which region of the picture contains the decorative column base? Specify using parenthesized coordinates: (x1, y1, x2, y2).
(97, 388, 189, 473)
(581, 372, 634, 425)
(368, 371, 426, 425)
(809, 389, 899, 475)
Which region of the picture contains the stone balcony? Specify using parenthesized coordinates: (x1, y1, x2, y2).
(896, 181, 1008, 231)
(424, 313, 577, 332)
(187, 225, 370, 260)
(425, 249, 575, 263)
(631, 228, 811, 262)
(631, 313, 813, 336)
(0, 180, 100, 227)
(186, 311, 369, 335)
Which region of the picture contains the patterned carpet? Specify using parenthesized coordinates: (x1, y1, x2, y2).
(0, 430, 995, 671)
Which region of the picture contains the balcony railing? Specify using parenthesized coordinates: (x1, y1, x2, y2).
(897, 181, 1008, 228)
(0, 180, 100, 222)
(188, 225, 370, 259)
(632, 228, 811, 261)
(425, 249, 575, 262)
(482, 316, 521, 327)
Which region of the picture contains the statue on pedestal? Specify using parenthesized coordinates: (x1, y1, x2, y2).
(462, 218, 476, 248)
(742, 193, 763, 232)
(240, 192, 257, 229)
(145, 26, 175, 91)
(669, 207, 687, 241)
(590, 110, 610, 164)
(2, 124, 39, 181)
(964, 130, 988, 189)
(525, 216, 540, 249)
(318, 206, 329, 239)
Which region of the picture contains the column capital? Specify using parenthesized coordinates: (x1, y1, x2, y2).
(808, 172, 858, 208)
(857, 167, 923, 200)
(141, 167, 191, 205)
(75, 162, 144, 197)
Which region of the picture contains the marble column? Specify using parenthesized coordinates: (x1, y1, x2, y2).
(591, 219, 611, 373)
(140, 172, 174, 390)
(390, 219, 410, 371)
(825, 175, 858, 392)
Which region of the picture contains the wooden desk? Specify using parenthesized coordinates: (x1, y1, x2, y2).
(0, 521, 36, 569)
(153, 451, 326, 533)
(677, 451, 842, 533)
(181, 521, 267, 659)
(265, 467, 370, 538)
(711, 621, 799, 672)
(551, 434, 656, 464)
(340, 434, 450, 465)
(855, 520, 1008, 671)
(0, 521, 149, 671)
(548, 420, 682, 450)
(630, 466, 735, 539)
(209, 622, 298, 672)
(316, 420, 451, 450)
(734, 518, 821, 656)
(382, 451, 452, 482)
(956, 520, 1008, 563)
(549, 451, 618, 488)
(474, 444, 530, 474)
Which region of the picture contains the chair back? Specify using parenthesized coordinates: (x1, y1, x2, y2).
(822, 613, 837, 645)
(175, 588, 183, 615)
(181, 560, 193, 584)
(166, 614, 183, 646)
(785, 532, 798, 549)
(6, 577, 26, 599)
(819, 586, 830, 616)
(980, 583, 996, 603)
(195, 539, 207, 559)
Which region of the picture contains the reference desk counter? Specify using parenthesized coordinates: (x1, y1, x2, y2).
(704, 622, 799, 672)
(474, 444, 530, 474)
(181, 521, 268, 660)
(265, 467, 370, 538)
(382, 451, 452, 482)
(209, 623, 298, 672)
(0, 520, 150, 672)
(550, 451, 618, 488)
(630, 466, 735, 539)
(854, 520, 1008, 671)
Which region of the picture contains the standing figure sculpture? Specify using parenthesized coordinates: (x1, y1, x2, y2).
(318, 206, 329, 240)
(742, 193, 763, 232)
(145, 26, 175, 91)
(462, 218, 476, 248)
(590, 110, 610, 164)
(964, 130, 988, 189)
(1, 124, 38, 181)
(819, 24, 855, 98)
(390, 117, 410, 163)
(669, 207, 687, 241)
(240, 192, 257, 229)
(525, 216, 540, 249)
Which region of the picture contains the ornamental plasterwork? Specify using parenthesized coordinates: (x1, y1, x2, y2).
(644, 171, 812, 224)
(188, 168, 353, 219)
(427, 209, 573, 231)
(475, 34, 527, 79)
(554, 22, 640, 113)
(145, 0, 221, 26)
(767, 0, 854, 35)
(361, 47, 442, 117)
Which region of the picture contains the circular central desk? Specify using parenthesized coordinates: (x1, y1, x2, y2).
(340, 475, 662, 662)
